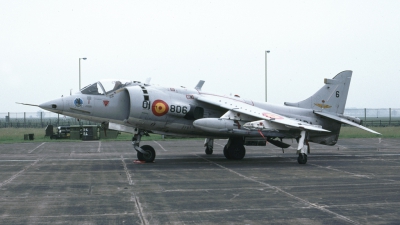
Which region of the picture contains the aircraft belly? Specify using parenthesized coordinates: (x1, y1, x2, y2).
(308, 122, 341, 146)
(309, 133, 339, 145)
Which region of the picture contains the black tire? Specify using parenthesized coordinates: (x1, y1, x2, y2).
(205, 147, 213, 155)
(137, 145, 156, 162)
(137, 151, 145, 161)
(297, 153, 307, 164)
(223, 145, 232, 159)
(229, 144, 246, 160)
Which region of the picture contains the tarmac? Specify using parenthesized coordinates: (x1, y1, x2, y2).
(0, 138, 400, 224)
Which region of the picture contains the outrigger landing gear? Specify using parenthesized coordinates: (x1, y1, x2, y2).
(132, 129, 155, 163)
(223, 137, 246, 160)
(296, 130, 309, 164)
(204, 138, 214, 155)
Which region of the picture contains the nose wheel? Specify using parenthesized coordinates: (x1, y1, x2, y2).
(132, 130, 156, 163)
(137, 145, 156, 162)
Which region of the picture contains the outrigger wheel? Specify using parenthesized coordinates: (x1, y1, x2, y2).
(137, 145, 156, 162)
(205, 147, 213, 155)
(297, 153, 307, 164)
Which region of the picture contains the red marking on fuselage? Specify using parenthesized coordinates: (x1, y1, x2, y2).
(262, 112, 283, 119)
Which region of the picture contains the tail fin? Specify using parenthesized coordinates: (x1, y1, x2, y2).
(284, 70, 352, 114)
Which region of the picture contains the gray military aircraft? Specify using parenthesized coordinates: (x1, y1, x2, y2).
(22, 70, 380, 164)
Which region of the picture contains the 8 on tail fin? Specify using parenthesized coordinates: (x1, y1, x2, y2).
(284, 70, 352, 114)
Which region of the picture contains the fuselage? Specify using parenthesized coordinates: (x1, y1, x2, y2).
(39, 81, 341, 146)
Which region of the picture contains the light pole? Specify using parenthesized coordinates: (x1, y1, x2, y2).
(265, 50, 270, 102)
(79, 57, 87, 90)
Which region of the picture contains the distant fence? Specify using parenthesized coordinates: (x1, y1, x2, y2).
(1, 108, 400, 128)
(0, 112, 95, 128)
(344, 108, 400, 127)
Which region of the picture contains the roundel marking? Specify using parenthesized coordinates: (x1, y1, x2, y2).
(152, 100, 169, 116)
(74, 98, 83, 107)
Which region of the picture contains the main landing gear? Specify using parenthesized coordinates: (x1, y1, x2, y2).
(297, 130, 310, 164)
(223, 137, 246, 160)
(132, 130, 155, 163)
(203, 137, 245, 160)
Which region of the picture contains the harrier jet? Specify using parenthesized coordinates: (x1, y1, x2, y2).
(28, 70, 380, 164)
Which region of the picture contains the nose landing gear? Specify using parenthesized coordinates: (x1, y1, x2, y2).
(132, 130, 155, 163)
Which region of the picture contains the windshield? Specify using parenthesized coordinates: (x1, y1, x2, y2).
(80, 82, 103, 95)
(81, 79, 138, 95)
(99, 79, 133, 94)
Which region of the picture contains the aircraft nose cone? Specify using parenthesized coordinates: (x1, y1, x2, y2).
(39, 98, 64, 113)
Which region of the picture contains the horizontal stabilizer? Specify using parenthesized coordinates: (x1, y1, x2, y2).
(315, 111, 381, 135)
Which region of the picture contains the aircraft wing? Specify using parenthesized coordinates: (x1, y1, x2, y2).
(196, 95, 330, 132)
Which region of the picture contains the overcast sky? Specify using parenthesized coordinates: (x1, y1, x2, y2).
(2, 0, 400, 112)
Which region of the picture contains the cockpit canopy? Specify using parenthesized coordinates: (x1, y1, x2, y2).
(80, 79, 141, 95)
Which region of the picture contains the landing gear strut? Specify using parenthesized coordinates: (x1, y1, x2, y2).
(132, 130, 155, 162)
(223, 137, 246, 160)
(296, 130, 309, 164)
(204, 138, 214, 155)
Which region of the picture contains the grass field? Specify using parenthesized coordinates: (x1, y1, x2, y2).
(0, 126, 397, 144)
(339, 126, 399, 138)
(0, 128, 165, 143)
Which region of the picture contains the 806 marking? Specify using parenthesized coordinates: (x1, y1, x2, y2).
(142, 100, 188, 115)
(170, 105, 188, 114)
